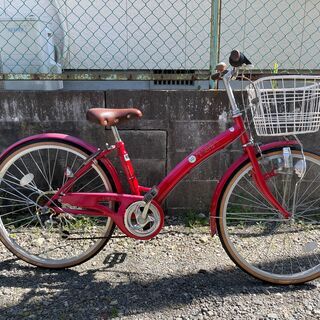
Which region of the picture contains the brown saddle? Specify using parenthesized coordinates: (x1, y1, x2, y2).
(86, 108, 143, 127)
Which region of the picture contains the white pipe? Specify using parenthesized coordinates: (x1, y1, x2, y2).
(2, 0, 7, 17)
(53, 0, 69, 67)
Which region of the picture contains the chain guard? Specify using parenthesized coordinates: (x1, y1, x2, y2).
(124, 200, 164, 240)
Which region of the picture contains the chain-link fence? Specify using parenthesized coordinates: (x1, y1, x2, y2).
(0, 0, 319, 82)
(0, 0, 213, 81)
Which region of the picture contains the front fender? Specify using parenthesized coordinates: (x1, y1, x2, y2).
(0, 133, 123, 193)
(209, 140, 298, 235)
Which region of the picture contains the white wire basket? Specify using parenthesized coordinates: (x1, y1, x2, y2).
(247, 75, 320, 136)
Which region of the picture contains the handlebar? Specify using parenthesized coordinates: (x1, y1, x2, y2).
(210, 50, 252, 116)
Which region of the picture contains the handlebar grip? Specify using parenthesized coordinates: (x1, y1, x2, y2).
(211, 62, 228, 80)
(211, 70, 229, 80)
(211, 72, 221, 80)
(229, 50, 252, 67)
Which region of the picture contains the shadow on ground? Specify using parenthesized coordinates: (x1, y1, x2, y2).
(0, 256, 317, 319)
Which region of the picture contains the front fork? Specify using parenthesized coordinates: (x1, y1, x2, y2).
(246, 144, 291, 219)
(233, 114, 291, 219)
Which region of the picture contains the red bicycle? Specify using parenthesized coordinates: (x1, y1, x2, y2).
(0, 51, 319, 284)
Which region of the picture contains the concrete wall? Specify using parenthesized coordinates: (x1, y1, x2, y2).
(0, 90, 317, 215)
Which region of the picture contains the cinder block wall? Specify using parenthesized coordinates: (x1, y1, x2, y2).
(0, 90, 316, 214)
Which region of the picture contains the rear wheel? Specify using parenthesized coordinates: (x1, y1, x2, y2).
(218, 148, 320, 284)
(0, 140, 116, 269)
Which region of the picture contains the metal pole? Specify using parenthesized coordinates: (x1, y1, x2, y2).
(209, 0, 221, 89)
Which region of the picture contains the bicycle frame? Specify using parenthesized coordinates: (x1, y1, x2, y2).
(58, 117, 245, 209)
(46, 68, 291, 239)
(51, 113, 291, 239)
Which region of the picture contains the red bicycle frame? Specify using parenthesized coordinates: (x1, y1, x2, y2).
(49, 113, 290, 239)
(42, 66, 294, 239)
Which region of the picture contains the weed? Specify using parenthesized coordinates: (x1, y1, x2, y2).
(111, 307, 119, 318)
(184, 211, 208, 228)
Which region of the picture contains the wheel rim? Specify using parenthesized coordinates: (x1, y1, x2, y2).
(220, 151, 320, 283)
(0, 142, 113, 267)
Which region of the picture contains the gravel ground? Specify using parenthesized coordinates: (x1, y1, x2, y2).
(0, 217, 319, 320)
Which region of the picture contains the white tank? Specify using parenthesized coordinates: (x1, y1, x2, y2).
(0, 1, 64, 90)
(0, 17, 63, 90)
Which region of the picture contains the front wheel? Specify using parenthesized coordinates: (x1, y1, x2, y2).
(218, 148, 320, 284)
(0, 140, 116, 269)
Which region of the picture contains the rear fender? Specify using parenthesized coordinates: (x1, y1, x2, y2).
(210, 140, 298, 235)
(0, 133, 123, 193)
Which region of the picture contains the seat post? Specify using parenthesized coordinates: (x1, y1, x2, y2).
(111, 126, 122, 142)
(111, 125, 140, 195)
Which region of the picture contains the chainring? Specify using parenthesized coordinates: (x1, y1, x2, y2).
(124, 200, 164, 240)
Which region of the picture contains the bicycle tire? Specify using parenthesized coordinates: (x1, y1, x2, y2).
(217, 148, 320, 284)
(0, 139, 116, 269)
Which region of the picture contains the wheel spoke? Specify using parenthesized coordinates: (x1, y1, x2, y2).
(49, 149, 59, 187)
(220, 150, 320, 284)
(77, 169, 101, 192)
(47, 149, 52, 190)
(230, 191, 274, 211)
(4, 212, 40, 228)
(37, 149, 51, 189)
(228, 201, 274, 211)
(62, 151, 70, 186)
(28, 152, 51, 189)
(260, 161, 284, 202)
(0, 180, 39, 206)
(0, 204, 36, 218)
(0, 142, 114, 268)
(1, 176, 39, 194)
(295, 171, 320, 207)
(241, 176, 276, 210)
